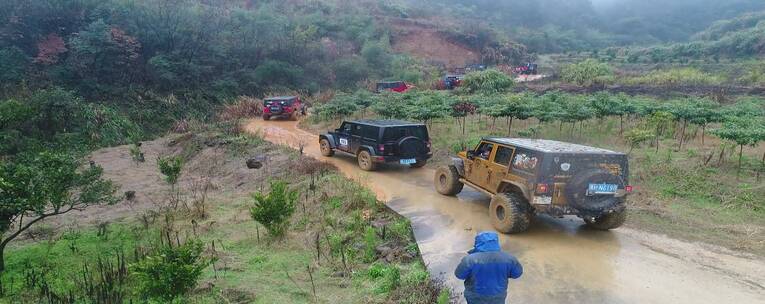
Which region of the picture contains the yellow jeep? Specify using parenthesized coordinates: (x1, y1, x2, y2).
(434, 137, 632, 233)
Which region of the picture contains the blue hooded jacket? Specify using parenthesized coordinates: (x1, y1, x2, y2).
(455, 232, 523, 303)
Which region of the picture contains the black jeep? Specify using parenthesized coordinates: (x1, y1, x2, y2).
(319, 120, 432, 171)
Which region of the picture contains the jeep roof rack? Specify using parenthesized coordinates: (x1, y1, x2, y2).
(484, 137, 623, 154)
(350, 119, 424, 127)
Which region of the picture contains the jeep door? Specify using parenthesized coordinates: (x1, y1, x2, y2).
(465, 141, 496, 191)
(350, 124, 363, 153)
(335, 122, 353, 152)
(486, 145, 515, 192)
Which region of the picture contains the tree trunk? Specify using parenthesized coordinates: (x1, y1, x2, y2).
(737, 145, 744, 180)
(758, 151, 765, 182)
(462, 117, 466, 136)
(0, 242, 5, 274)
(701, 125, 706, 145)
(491, 117, 496, 132)
(678, 120, 687, 150)
(619, 115, 624, 135)
(507, 117, 514, 135)
(559, 121, 563, 133)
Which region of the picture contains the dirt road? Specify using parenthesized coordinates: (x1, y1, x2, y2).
(245, 119, 765, 304)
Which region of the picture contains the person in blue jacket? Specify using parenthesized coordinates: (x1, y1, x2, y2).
(455, 231, 523, 304)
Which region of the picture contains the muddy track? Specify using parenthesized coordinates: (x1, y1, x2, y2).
(245, 119, 765, 304)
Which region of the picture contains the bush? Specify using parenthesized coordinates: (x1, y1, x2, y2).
(461, 69, 514, 94)
(157, 156, 184, 185)
(249, 180, 298, 237)
(561, 59, 614, 86)
(368, 263, 401, 294)
(130, 240, 210, 301)
(218, 96, 263, 121)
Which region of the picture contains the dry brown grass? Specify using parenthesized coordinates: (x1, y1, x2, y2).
(218, 96, 263, 121)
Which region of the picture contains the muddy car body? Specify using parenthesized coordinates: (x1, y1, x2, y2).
(319, 120, 432, 171)
(262, 96, 305, 120)
(435, 137, 632, 233)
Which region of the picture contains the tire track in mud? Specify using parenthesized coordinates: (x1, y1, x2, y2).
(245, 119, 765, 304)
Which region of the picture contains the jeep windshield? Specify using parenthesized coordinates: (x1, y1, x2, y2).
(382, 126, 429, 142)
(264, 98, 295, 106)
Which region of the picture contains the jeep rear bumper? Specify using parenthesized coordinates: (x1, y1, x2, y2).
(371, 153, 433, 163)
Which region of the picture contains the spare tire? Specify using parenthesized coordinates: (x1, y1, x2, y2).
(565, 169, 625, 214)
(397, 136, 426, 158)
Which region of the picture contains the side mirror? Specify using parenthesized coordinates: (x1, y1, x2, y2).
(466, 151, 476, 160)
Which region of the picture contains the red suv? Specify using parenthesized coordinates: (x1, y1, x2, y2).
(262, 96, 305, 120)
(375, 81, 412, 93)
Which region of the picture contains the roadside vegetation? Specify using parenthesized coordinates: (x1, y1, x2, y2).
(0, 124, 448, 303)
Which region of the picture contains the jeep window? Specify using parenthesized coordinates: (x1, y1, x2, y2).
(339, 123, 352, 134)
(512, 150, 539, 174)
(382, 126, 428, 142)
(361, 125, 379, 140)
(475, 143, 494, 160)
(351, 124, 363, 136)
(493, 146, 514, 166)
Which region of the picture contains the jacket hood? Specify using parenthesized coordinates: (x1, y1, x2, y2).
(468, 231, 501, 254)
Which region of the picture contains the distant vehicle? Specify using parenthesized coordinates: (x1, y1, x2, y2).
(262, 96, 305, 120)
(513, 63, 538, 75)
(455, 64, 487, 75)
(435, 137, 632, 233)
(319, 120, 432, 171)
(443, 74, 465, 90)
(376, 81, 411, 93)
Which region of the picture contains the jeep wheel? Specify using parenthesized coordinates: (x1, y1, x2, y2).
(320, 139, 334, 157)
(357, 150, 377, 171)
(434, 165, 463, 195)
(410, 159, 427, 168)
(489, 192, 532, 234)
(584, 209, 627, 230)
(262, 114, 271, 120)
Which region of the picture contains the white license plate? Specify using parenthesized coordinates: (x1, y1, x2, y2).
(588, 183, 618, 194)
(400, 158, 417, 165)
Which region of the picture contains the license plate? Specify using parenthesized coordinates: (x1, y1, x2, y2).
(270, 106, 281, 112)
(588, 183, 618, 195)
(400, 159, 417, 165)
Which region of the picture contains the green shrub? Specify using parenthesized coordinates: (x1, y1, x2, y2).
(461, 69, 514, 94)
(368, 263, 401, 294)
(157, 155, 183, 185)
(249, 180, 298, 237)
(363, 227, 380, 263)
(130, 240, 210, 301)
(561, 59, 614, 86)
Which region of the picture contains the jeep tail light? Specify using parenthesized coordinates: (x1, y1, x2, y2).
(378, 144, 385, 152)
(426, 140, 432, 149)
(536, 183, 549, 194)
(625, 185, 633, 193)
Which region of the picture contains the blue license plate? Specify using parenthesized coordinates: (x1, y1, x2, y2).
(400, 158, 417, 165)
(588, 183, 618, 194)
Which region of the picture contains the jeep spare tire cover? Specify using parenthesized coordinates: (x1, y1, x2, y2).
(565, 169, 625, 214)
(397, 136, 426, 158)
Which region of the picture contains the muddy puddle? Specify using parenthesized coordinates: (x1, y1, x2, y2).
(245, 119, 765, 304)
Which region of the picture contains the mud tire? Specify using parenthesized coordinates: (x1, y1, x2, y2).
(410, 159, 427, 168)
(434, 165, 463, 195)
(584, 209, 627, 230)
(262, 114, 271, 120)
(357, 150, 377, 171)
(320, 139, 334, 157)
(489, 192, 532, 234)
